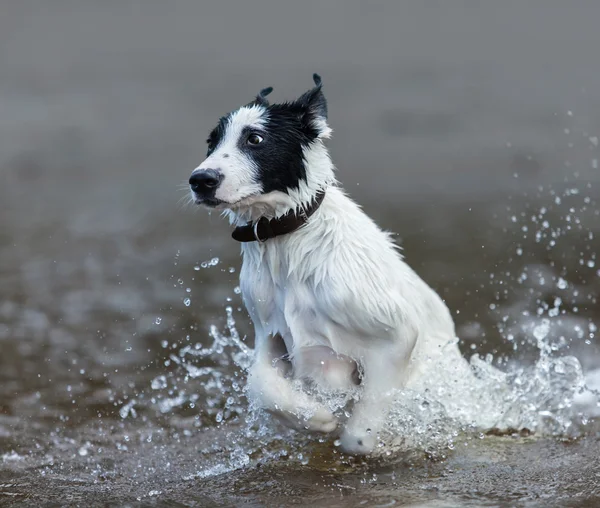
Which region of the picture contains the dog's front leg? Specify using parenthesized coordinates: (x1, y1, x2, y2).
(339, 345, 412, 455)
(246, 330, 338, 433)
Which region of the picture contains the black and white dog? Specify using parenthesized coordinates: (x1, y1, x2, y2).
(189, 75, 468, 455)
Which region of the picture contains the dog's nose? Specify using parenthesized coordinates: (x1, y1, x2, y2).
(189, 169, 222, 193)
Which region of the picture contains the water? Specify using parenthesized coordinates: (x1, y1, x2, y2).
(2, 1, 600, 506)
(2, 191, 599, 507)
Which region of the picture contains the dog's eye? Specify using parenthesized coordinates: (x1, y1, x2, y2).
(247, 133, 264, 146)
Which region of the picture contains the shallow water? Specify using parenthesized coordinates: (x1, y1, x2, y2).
(2, 1, 600, 506)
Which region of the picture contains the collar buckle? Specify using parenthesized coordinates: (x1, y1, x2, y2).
(253, 219, 268, 243)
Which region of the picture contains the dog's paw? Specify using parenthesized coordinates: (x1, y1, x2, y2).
(303, 406, 339, 433)
(269, 405, 339, 434)
(339, 428, 377, 455)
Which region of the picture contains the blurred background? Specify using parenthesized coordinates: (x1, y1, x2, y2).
(1, 1, 599, 505)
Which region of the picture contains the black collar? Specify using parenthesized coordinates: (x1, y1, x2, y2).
(231, 191, 326, 243)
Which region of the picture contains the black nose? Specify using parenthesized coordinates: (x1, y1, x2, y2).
(189, 169, 222, 193)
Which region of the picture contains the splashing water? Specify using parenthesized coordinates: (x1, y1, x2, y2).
(121, 183, 599, 477)
(125, 300, 597, 477)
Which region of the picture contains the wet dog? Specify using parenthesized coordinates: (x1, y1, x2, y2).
(189, 75, 468, 454)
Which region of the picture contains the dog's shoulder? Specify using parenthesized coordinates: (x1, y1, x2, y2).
(283, 188, 434, 331)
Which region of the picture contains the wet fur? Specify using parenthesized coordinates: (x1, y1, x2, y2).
(190, 75, 469, 454)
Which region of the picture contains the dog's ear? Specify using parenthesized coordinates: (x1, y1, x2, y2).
(296, 74, 331, 139)
(297, 74, 327, 119)
(250, 86, 274, 107)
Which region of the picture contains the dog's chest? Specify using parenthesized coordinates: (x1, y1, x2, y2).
(239, 242, 293, 333)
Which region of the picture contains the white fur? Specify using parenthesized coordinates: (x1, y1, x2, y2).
(239, 185, 468, 452)
(237, 149, 467, 455)
(194, 105, 267, 205)
(195, 106, 469, 455)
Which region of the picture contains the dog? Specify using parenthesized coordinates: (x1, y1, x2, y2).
(189, 74, 470, 455)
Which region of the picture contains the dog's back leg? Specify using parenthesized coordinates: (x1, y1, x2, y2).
(246, 330, 339, 433)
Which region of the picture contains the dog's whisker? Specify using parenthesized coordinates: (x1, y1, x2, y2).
(176, 192, 196, 211)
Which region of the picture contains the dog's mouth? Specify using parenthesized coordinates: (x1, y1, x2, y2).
(193, 191, 263, 211)
(194, 196, 226, 208)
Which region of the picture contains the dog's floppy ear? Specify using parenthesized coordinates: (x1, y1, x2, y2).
(296, 73, 331, 138)
(251, 86, 274, 107)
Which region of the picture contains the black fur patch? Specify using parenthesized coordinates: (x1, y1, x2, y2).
(205, 75, 328, 195)
(242, 103, 321, 194)
(206, 115, 228, 156)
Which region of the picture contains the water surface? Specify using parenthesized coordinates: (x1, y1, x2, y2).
(1, 2, 600, 506)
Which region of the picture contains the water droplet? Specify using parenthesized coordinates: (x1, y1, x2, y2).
(151, 375, 168, 390)
(155, 317, 162, 325)
(554, 362, 566, 374)
(533, 320, 550, 342)
(119, 400, 137, 419)
(184, 298, 191, 307)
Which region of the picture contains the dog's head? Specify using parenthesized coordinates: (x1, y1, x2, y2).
(189, 74, 334, 217)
